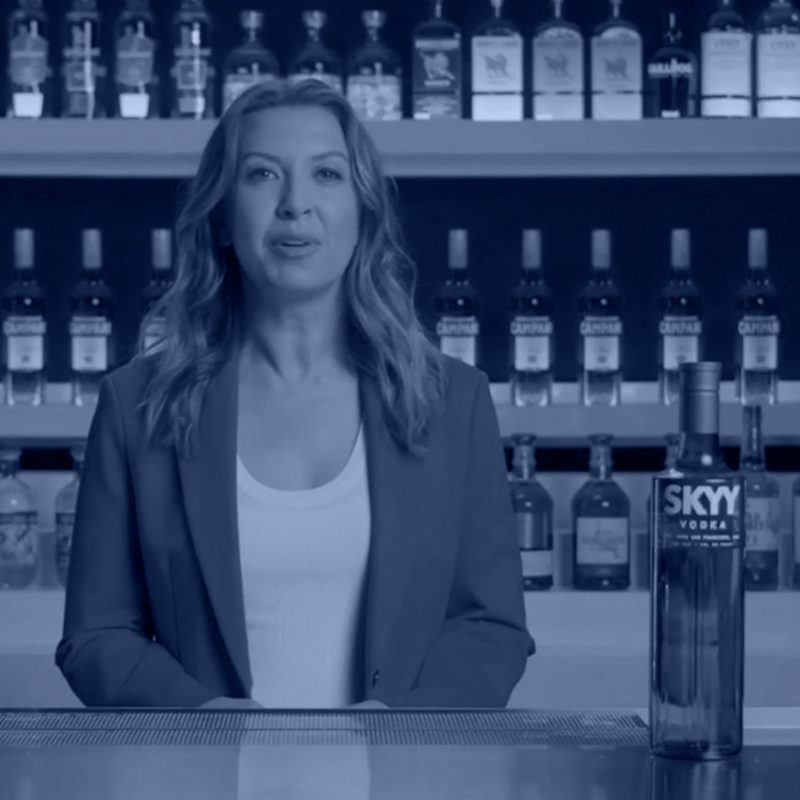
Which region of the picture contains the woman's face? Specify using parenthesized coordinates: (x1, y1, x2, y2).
(225, 105, 360, 304)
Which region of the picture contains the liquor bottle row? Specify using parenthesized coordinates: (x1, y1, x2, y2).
(6, 0, 800, 121)
(509, 408, 800, 593)
(0, 225, 785, 407)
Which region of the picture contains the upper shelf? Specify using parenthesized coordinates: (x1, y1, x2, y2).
(0, 118, 799, 178)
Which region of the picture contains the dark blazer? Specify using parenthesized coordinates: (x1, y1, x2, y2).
(55, 349, 536, 708)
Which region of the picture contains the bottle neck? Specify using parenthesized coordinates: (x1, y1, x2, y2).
(677, 433, 723, 467)
(740, 408, 765, 470)
(512, 447, 536, 479)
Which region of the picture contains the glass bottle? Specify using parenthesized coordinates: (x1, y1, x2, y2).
(222, 10, 280, 114)
(793, 473, 800, 589)
(346, 10, 402, 122)
(572, 434, 630, 590)
(510, 434, 554, 591)
(646, 11, 698, 118)
(2, 229, 47, 406)
(471, 0, 523, 121)
(532, 0, 585, 120)
(61, 0, 106, 119)
(735, 229, 780, 406)
(140, 229, 174, 355)
(287, 10, 343, 92)
(114, 0, 158, 119)
(701, 0, 753, 117)
(434, 229, 480, 368)
(55, 445, 84, 589)
(0, 448, 38, 590)
(509, 229, 554, 407)
(590, 0, 643, 120)
(740, 405, 780, 590)
(659, 229, 703, 407)
(412, 0, 462, 119)
(578, 230, 623, 407)
(170, 0, 215, 119)
(69, 229, 115, 407)
(756, 0, 800, 117)
(6, 0, 53, 119)
(650, 362, 745, 759)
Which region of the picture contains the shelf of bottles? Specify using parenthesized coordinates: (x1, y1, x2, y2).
(4, 0, 800, 177)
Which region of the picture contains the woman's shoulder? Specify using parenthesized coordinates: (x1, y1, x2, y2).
(102, 354, 158, 407)
(439, 354, 490, 407)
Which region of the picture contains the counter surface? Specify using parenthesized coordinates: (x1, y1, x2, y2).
(1, 708, 798, 799)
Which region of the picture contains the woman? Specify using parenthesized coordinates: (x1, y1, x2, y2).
(55, 79, 535, 710)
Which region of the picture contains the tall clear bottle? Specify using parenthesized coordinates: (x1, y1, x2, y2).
(590, 0, 643, 120)
(2, 229, 46, 406)
(412, 0, 462, 119)
(471, 0, 523, 121)
(171, 0, 215, 119)
(578, 230, 623, 406)
(0, 448, 38, 590)
(756, 0, 800, 117)
(346, 11, 402, 122)
(434, 229, 480, 368)
(510, 434, 554, 591)
(650, 362, 745, 759)
(140, 229, 174, 355)
(114, 0, 158, 119)
(646, 11, 698, 118)
(69, 230, 115, 407)
(287, 11, 343, 92)
(222, 11, 279, 113)
(659, 229, 703, 406)
(532, 0, 585, 120)
(735, 229, 780, 406)
(701, 0, 753, 117)
(6, 0, 54, 118)
(572, 433, 630, 590)
(509, 229, 554, 407)
(61, 0, 106, 119)
(740, 405, 780, 590)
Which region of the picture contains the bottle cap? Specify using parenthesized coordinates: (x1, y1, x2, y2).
(671, 229, 690, 269)
(511, 433, 537, 446)
(588, 433, 613, 447)
(82, 229, 102, 270)
(591, 229, 611, 270)
(448, 229, 468, 269)
(522, 229, 542, 270)
(302, 10, 326, 31)
(748, 229, 768, 270)
(152, 229, 173, 270)
(240, 10, 263, 31)
(14, 229, 35, 270)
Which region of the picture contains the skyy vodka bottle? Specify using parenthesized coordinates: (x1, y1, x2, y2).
(650, 362, 745, 759)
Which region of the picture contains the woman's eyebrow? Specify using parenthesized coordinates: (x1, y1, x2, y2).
(240, 150, 350, 163)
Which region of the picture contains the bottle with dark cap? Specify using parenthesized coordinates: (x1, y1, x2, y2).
(649, 361, 745, 759)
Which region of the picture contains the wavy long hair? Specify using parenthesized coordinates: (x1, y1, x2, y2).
(135, 79, 449, 460)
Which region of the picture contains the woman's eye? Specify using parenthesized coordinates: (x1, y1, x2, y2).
(247, 167, 277, 180)
(317, 167, 343, 181)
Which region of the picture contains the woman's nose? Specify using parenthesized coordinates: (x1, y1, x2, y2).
(276, 174, 312, 218)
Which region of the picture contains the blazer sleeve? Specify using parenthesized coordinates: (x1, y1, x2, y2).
(54, 375, 217, 707)
(382, 371, 536, 708)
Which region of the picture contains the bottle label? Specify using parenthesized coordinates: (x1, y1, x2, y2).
(660, 315, 701, 370)
(654, 476, 743, 549)
(591, 33, 642, 93)
(437, 316, 478, 366)
(63, 21, 105, 93)
(521, 548, 553, 578)
(757, 33, 800, 98)
(0, 511, 38, 567)
(580, 315, 621, 372)
(576, 517, 629, 565)
(223, 72, 277, 112)
(471, 35, 523, 93)
(794, 496, 800, 565)
(175, 54, 210, 92)
(70, 316, 111, 372)
(739, 315, 779, 371)
(534, 30, 584, 93)
(413, 36, 462, 92)
(55, 511, 76, 570)
(745, 496, 780, 553)
(511, 316, 552, 371)
(4, 315, 46, 372)
(116, 28, 155, 88)
(288, 71, 343, 93)
(701, 32, 753, 105)
(9, 23, 49, 93)
(346, 75, 402, 121)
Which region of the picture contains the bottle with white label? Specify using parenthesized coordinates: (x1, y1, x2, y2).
(6, 0, 53, 119)
(70, 229, 115, 407)
(288, 10, 343, 92)
(532, 0, 585, 120)
(2, 229, 46, 406)
(509, 229, 554, 407)
(740, 405, 780, 590)
(61, 0, 107, 119)
(590, 0, 642, 120)
(572, 433, 630, 590)
(756, 0, 800, 117)
(579, 229, 623, 406)
(140, 229, 174, 356)
(701, 0, 753, 117)
(171, 0, 215, 119)
(222, 11, 279, 113)
(658, 229, 703, 406)
(114, 0, 158, 119)
(471, 0, 524, 120)
(510, 434, 553, 591)
(792, 474, 800, 588)
(346, 10, 402, 122)
(55, 445, 84, 589)
(735, 229, 779, 406)
(0, 448, 38, 590)
(434, 229, 479, 367)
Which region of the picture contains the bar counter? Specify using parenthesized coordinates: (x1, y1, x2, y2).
(1, 708, 798, 799)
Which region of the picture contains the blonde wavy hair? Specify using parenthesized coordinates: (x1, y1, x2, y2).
(135, 78, 449, 459)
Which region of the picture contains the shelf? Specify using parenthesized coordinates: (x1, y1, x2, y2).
(0, 119, 799, 178)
